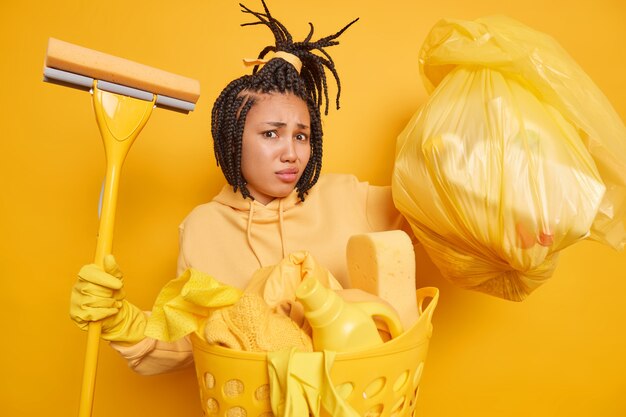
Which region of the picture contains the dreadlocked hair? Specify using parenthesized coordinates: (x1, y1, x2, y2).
(211, 0, 358, 201)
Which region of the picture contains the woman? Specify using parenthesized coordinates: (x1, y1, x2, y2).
(70, 0, 410, 374)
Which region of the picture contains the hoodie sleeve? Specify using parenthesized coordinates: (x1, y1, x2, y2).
(110, 336, 194, 376)
(365, 183, 415, 240)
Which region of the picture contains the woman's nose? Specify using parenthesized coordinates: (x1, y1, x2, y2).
(280, 137, 297, 162)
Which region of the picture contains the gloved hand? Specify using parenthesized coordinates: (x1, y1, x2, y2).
(70, 254, 147, 344)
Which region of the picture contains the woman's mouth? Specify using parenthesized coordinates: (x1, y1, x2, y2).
(276, 168, 299, 182)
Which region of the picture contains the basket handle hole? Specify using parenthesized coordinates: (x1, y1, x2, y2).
(363, 376, 386, 399)
(389, 396, 406, 417)
(224, 379, 245, 398)
(255, 384, 270, 401)
(412, 362, 425, 386)
(334, 381, 354, 399)
(206, 398, 219, 415)
(392, 370, 410, 392)
(364, 403, 384, 417)
(226, 406, 247, 417)
(204, 372, 216, 389)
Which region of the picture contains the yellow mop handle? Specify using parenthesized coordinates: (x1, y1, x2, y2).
(78, 84, 155, 417)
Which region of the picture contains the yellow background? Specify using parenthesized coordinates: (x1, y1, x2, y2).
(1, 0, 625, 416)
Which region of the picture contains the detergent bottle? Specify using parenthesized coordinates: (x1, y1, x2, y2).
(295, 275, 404, 352)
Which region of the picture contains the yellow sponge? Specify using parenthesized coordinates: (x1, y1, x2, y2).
(45, 37, 200, 103)
(347, 231, 418, 329)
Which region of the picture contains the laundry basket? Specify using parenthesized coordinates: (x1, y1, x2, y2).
(191, 287, 439, 417)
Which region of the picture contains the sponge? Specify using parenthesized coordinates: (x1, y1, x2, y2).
(45, 37, 200, 103)
(346, 231, 418, 329)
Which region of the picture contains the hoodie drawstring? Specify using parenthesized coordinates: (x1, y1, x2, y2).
(278, 198, 286, 259)
(246, 198, 288, 268)
(246, 201, 263, 267)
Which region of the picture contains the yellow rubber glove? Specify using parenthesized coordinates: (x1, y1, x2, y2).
(268, 348, 359, 417)
(70, 254, 147, 344)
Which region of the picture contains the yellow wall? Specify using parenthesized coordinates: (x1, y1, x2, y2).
(1, 0, 625, 416)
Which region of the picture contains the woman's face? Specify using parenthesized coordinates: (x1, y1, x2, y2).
(241, 93, 311, 204)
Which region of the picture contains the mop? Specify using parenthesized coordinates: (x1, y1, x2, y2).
(43, 37, 201, 417)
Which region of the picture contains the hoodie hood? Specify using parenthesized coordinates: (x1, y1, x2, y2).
(212, 184, 302, 212)
(213, 185, 303, 268)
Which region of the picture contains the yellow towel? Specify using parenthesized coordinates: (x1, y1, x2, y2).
(201, 251, 338, 352)
(204, 292, 312, 352)
(146, 253, 340, 349)
(145, 268, 241, 342)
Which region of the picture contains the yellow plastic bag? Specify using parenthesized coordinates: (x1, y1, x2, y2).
(392, 16, 626, 301)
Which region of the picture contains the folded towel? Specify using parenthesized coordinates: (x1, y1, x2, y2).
(145, 268, 241, 342)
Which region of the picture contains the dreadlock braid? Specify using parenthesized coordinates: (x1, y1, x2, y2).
(211, 0, 357, 201)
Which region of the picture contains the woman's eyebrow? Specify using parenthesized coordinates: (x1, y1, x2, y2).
(264, 121, 286, 127)
(263, 121, 310, 130)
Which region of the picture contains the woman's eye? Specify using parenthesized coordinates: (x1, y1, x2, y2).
(295, 133, 309, 142)
(263, 131, 278, 138)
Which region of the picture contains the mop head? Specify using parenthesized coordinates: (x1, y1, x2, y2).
(43, 37, 201, 112)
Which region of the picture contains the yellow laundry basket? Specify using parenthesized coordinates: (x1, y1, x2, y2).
(191, 287, 439, 417)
